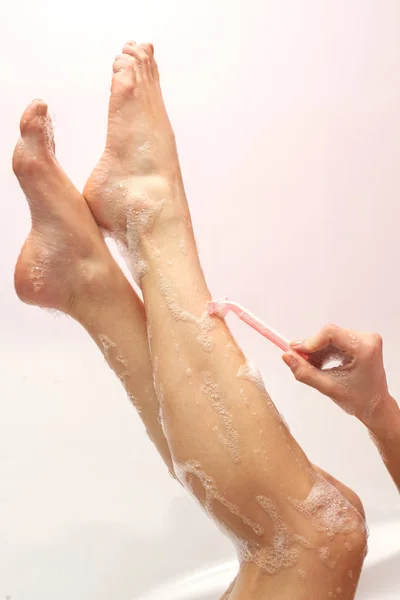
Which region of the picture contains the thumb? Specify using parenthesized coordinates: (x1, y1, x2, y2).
(282, 351, 337, 397)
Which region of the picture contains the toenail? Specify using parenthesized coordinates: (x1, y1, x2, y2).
(37, 103, 48, 117)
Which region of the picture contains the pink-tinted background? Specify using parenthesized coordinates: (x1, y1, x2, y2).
(0, 1, 399, 597)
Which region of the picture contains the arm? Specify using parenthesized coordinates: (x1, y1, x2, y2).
(283, 324, 400, 491)
(367, 394, 400, 491)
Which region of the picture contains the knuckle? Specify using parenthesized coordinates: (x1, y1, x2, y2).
(365, 332, 383, 354)
(371, 332, 383, 347)
(323, 323, 338, 334)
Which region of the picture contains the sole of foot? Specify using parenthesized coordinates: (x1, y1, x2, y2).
(13, 99, 118, 315)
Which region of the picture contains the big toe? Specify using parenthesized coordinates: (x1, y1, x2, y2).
(13, 100, 55, 177)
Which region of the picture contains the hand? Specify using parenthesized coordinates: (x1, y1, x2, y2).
(282, 324, 390, 425)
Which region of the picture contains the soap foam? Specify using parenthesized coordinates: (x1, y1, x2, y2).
(98, 334, 116, 359)
(128, 392, 142, 413)
(175, 463, 349, 579)
(42, 308, 63, 318)
(237, 362, 266, 394)
(344, 542, 352, 552)
(298, 569, 307, 581)
(137, 141, 151, 153)
(226, 342, 240, 355)
(147, 318, 152, 344)
(178, 238, 188, 255)
(293, 534, 313, 549)
(97, 338, 140, 411)
(106, 184, 165, 284)
(368, 430, 388, 463)
(15, 139, 25, 156)
(237, 361, 276, 414)
(201, 371, 240, 463)
(30, 248, 50, 292)
(254, 495, 300, 574)
(116, 355, 128, 368)
(116, 354, 131, 386)
(239, 388, 250, 408)
(39, 114, 55, 151)
(289, 473, 365, 538)
(175, 459, 264, 537)
(318, 546, 337, 569)
(158, 273, 216, 352)
(362, 394, 381, 425)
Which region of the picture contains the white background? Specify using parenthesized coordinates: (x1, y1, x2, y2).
(1, 1, 399, 598)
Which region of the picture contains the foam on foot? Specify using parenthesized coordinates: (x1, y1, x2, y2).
(84, 41, 183, 283)
(13, 100, 114, 315)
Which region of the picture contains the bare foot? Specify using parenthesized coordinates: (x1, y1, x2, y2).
(13, 100, 117, 315)
(83, 42, 189, 281)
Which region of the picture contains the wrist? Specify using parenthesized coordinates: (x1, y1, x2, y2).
(367, 394, 400, 439)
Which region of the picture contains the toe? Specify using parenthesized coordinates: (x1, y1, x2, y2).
(142, 42, 159, 81)
(139, 43, 159, 80)
(14, 100, 55, 177)
(122, 41, 152, 79)
(113, 53, 135, 75)
(19, 99, 48, 136)
(112, 54, 137, 96)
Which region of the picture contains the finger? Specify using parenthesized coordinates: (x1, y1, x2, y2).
(290, 324, 355, 354)
(282, 351, 338, 397)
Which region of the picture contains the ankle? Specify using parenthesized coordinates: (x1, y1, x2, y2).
(68, 259, 126, 320)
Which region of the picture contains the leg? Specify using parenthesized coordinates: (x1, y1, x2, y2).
(84, 43, 367, 598)
(13, 99, 172, 471)
(14, 100, 239, 600)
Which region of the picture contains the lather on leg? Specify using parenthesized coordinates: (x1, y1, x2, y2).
(84, 41, 368, 599)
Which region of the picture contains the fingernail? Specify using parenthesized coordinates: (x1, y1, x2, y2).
(290, 340, 305, 348)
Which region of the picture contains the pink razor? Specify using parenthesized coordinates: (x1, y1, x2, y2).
(207, 298, 308, 359)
